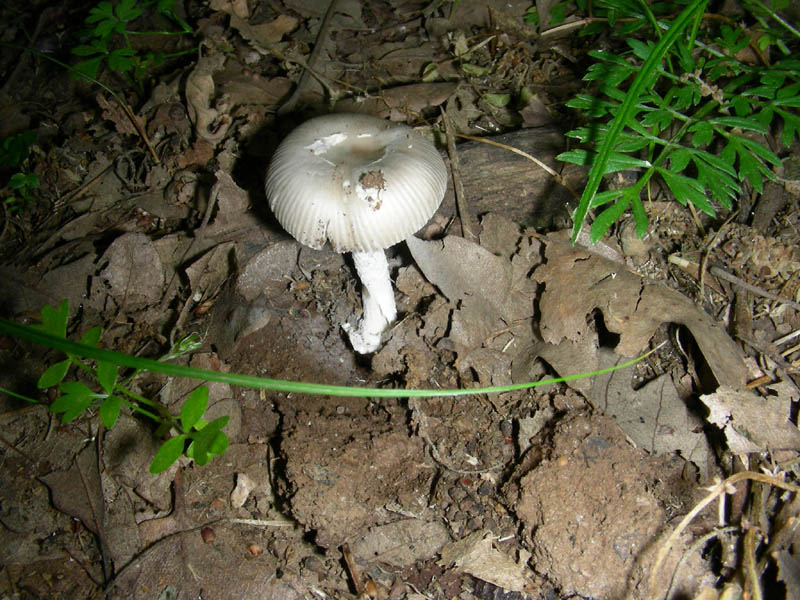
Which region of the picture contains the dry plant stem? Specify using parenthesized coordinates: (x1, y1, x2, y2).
(650, 471, 800, 597)
(664, 526, 737, 600)
(699, 209, 738, 299)
(441, 108, 477, 242)
(277, 0, 340, 116)
(744, 527, 763, 600)
(341, 542, 364, 596)
(454, 133, 581, 202)
(709, 265, 800, 312)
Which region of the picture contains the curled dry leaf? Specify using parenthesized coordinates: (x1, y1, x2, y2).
(185, 53, 231, 145)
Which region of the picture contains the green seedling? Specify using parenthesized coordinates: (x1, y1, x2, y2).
(72, 0, 194, 86)
(28, 300, 226, 473)
(1, 130, 39, 214)
(1, 301, 664, 475)
(545, 0, 800, 242)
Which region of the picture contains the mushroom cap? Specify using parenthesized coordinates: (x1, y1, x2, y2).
(265, 113, 447, 253)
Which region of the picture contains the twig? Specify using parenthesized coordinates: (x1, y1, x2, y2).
(341, 542, 365, 596)
(277, 0, 340, 116)
(709, 266, 800, 312)
(699, 209, 738, 299)
(440, 108, 477, 242)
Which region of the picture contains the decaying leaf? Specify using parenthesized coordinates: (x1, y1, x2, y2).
(99, 232, 165, 309)
(96, 93, 145, 136)
(350, 519, 451, 567)
(439, 529, 531, 593)
(229, 14, 299, 50)
(700, 384, 800, 453)
(535, 238, 747, 389)
(593, 349, 711, 476)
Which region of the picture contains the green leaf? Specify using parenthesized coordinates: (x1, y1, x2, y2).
(777, 108, 800, 146)
(52, 381, 95, 423)
(180, 386, 208, 432)
(96, 361, 118, 394)
(116, 0, 143, 21)
(150, 434, 186, 473)
(688, 121, 713, 147)
(74, 57, 105, 80)
(640, 108, 673, 130)
(627, 38, 653, 60)
(557, 149, 650, 172)
(483, 93, 511, 107)
(87, 1, 115, 23)
(9, 172, 38, 191)
(37, 300, 69, 338)
(590, 194, 631, 243)
(668, 148, 692, 173)
(38, 359, 71, 389)
(107, 48, 136, 73)
(570, 0, 710, 243)
(730, 96, 752, 117)
(189, 415, 229, 458)
(461, 63, 490, 76)
(709, 116, 769, 134)
(631, 196, 648, 238)
(99, 395, 122, 428)
(80, 326, 103, 347)
(657, 167, 715, 215)
(589, 189, 624, 209)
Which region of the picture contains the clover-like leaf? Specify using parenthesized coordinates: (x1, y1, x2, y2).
(150, 434, 186, 473)
(37, 300, 69, 338)
(51, 381, 95, 423)
(99, 395, 123, 429)
(38, 359, 71, 389)
(96, 361, 118, 394)
(180, 386, 208, 432)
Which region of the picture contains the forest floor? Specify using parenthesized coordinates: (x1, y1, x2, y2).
(1, 1, 799, 599)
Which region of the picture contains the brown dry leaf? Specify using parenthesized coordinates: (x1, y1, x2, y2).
(95, 93, 145, 136)
(351, 519, 451, 567)
(185, 242, 236, 302)
(229, 14, 298, 48)
(209, 0, 248, 18)
(700, 383, 800, 453)
(512, 339, 598, 396)
(406, 235, 513, 323)
(334, 82, 457, 120)
(438, 529, 532, 593)
(216, 63, 292, 109)
(593, 349, 711, 476)
(40, 445, 104, 536)
(98, 232, 165, 310)
(535, 238, 746, 389)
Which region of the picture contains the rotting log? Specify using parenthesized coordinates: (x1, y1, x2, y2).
(438, 126, 586, 230)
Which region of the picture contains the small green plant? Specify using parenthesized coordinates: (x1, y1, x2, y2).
(0, 303, 662, 476)
(32, 300, 228, 473)
(72, 0, 193, 85)
(543, 0, 800, 242)
(0, 130, 39, 214)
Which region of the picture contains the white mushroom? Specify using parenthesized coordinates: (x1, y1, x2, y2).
(265, 113, 447, 354)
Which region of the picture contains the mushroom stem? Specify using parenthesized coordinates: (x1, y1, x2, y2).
(344, 250, 398, 354)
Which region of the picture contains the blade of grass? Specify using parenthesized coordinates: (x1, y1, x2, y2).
(0, 317, 663, 399)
